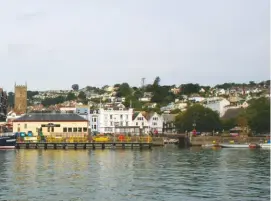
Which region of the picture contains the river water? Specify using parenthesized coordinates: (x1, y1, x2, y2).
(0, 146, 269, 201)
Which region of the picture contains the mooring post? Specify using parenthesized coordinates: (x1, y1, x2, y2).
(26, 143, 29, 149)
(131, 143, 133, 149)
(54, 144, 57, 149)
(44, 143, 47, 150)
(122, 143, 125, 149)
(83, 144, 86, 149)
(102, 143, 105, 149)
(92, 144, 95, 150)
(74, 143, 77, 150)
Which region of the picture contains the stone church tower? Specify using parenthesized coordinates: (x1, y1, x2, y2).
(14, 83, 27, 114)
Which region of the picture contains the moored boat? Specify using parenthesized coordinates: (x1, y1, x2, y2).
(0, 132, 17, 149)
(259, 143, 271, 149)
(219, 143, 249, 148)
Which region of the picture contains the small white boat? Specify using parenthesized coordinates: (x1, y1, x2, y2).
(260, 143, 271, 149)
(219, 143, 249, 148)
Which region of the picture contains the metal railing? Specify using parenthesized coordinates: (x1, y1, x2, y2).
(17, 136, 153, 143)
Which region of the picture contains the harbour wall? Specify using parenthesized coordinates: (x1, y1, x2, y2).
(190, 136, 267, 146)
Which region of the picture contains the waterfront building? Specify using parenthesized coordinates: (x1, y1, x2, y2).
(162, 114, 177, 133)
(147, 112, 164, 133)
(75, 104, 89, 120)
(98, 107, 134, 133)
(14, 83, 27, 114)
(132, 112, 149, 134)
(12, 113, 89, 136)
(89, 109, 99, 133)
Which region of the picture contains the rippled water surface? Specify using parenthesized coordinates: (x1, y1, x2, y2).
(0, 146, 269, 201)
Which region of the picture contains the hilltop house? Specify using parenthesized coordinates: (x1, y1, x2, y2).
(204, 98, 230, 117)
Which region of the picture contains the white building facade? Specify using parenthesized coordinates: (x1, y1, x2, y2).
(89, 109, 99, 132)
(148, 112, 164, 133)
(132, 112, 149, 134)
(204, 98, 230, 117)
(98, 108, 134, 133)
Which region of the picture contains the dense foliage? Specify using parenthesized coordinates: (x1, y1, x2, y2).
(175, 104, 222, 132)
(243, 97, 270, 134)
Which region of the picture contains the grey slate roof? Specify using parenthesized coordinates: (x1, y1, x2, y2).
(14, 113, 87, 122)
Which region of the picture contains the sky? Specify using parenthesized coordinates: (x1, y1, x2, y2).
(0, 0, 270, 92)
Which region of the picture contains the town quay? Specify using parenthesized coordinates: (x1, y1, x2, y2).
(16, 142, 153, 150)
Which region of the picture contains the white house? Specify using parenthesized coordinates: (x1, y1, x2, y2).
(199, 88, 205, 93)
(147, 112, 163, 133)
(59, 107, 76, 114)
(188, 96, 205, 102)
(132, 112, 149, 134)
(98, 108, 133, 133)
(216, 88, 226, 96)
(89, 109, 99, 132)
(204, 98, 230, 117)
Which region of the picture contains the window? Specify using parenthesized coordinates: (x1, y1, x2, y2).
(92, 118, 97, 122)
(142, 122, 144, 126)
(110, 122, 113, 126)
(126, 115, 128, 119)
(47, 127, 50, 132)
(83, 127, 87, 132)
(78, 127, 82, 132)
(91, 125, 93, 129)
(94, 125, 96, 129)
(63, 127, 67, 132)
(68, 128, 72, 132)
(126, 122, 128, 126)
(51, 127, 54, 132)
(73, 127, 77, 132)
(120, 122, 123, 126)
(120, 115, 123, 119)
(24, 124, 27, 129)
(110, 115, 113, 119)
(136, 122, 138, 126)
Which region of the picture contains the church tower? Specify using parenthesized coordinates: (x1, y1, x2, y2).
(14, 83, 27, 114)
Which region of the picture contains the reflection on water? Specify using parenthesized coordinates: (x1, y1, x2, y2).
(0, 147, 269, 201)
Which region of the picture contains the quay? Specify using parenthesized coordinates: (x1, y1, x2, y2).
(16, 142, 153, 149)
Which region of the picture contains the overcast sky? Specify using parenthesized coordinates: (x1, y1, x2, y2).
(0, 0, 269, 91)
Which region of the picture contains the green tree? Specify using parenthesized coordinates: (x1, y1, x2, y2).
(41, 96, 66, 107)
(153, 76, 161, 87)
(181, 83, 200, 95)
(27, 91, 39, 100)
(243, 97, 270, 133)
(78, 91, 87, 101)
(221, 118, 236, 131)
(116, 83, 131, 97)
(66, 92, 77, 101)
(124, 95, 142, 110)
(7, 92, 14, 107)
(175, 104, 221, 132)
